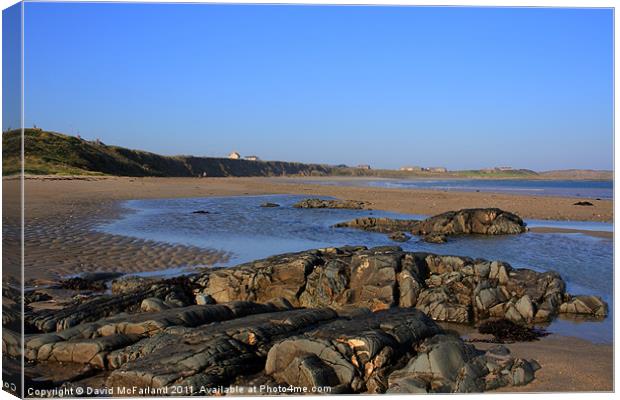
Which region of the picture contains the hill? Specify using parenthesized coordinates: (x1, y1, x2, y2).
(2, 129, 612, 181)
(538, 169, 613, 181)
(2, 129, 332, 177)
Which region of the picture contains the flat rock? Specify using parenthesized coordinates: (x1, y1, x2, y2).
(334, 217, 420, 233)
(293, 198, 371, 210)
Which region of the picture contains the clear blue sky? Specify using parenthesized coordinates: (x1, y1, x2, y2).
(17, 3, 613, 170)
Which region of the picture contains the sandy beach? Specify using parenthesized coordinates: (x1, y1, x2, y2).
(4, 175, 612, 280)
(3, 175, 614, 393)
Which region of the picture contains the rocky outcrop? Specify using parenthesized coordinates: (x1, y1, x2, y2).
(16, 246, 607, 394)
(388, 232, 411, 242)
(333, 208, 527, 242)
(197, 246, 603, 325)
(294, 198, 371, 210)
(25, 301, 288, 368)
(23, 301, 536, 394)
(334, 217, 420, 233)
(260, 202, 280, 208)
(388, 337, 539, 392)
(412, 208, 527, 236)
(26, 277, 194, 332)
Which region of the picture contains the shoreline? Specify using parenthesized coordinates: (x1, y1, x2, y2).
(11, 175, 614, 222)
(2, 175, 614, 392)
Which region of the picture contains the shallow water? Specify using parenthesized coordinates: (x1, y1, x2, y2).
(290, 178, 613, 199)
(97, 194, 613, 343)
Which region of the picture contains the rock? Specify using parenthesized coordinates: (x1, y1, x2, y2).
(203, 250, 320, 306)
(334, 208, 526, 242)
(191, 210, 210, 214)
(515, 295, 535, 321)
(111, 276, 156, 295)
(25, 291, 53, 304)
(25, 301, 288, 367)
(266, 308, 442, 392)
(277, 354, 340, 390)
(511, 359, 535, 386)
(334, 217, 420, 233)
(59, 277, 107, 292)
(387, 334, 536, 393)
(195, 294, 215, 305)
(413, 208, 527, 236)
(21, 245, 607, 393)
(559, 295, 608, 317)
(260, 202, 280, 208)
(423, 234, 447, 243)
(140, 297, 171, 312)
(27, 277, 196, 332)
(573, 201, 594, 206)
(3, 329, 21, 358)
(196, 246, 603, 325)
(294, 198, 371, 210)
(107, 308, 339, 389)
(388, 232, 410, 242)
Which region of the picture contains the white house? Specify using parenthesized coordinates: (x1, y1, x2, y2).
(228, 151, 241, 160)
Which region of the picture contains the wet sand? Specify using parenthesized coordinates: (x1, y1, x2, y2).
(3, 175, 613, 392)
(442, 323, 614, 392)
(14, 175, 614, 221)
(485, 335, 613, 392)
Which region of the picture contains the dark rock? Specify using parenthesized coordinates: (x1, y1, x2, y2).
(388, 232, 410, 242)
(413, 208, 527, 236)
(477, 319, 549, 343)
(20, 246, 609, 393)
(573, 201, 594, 206)
(25, 291, 53, 304)
(387, 334, 537, 392)
(25, 301, 289, 367)
(191, 210, 210, 214)
(260, 202, 280, 208)
(106, 308, 338, 389)
(334, 217, 420, 233)
(334, 208, 526, 242)
(294, 198, 371, 210)
(423, 234, 447, 243)
(27, 278, 193, 332)
(197, 246, 605, 325)
(111, 276, 156, 295)
(559, 295, 608, 317)
(60, 277, 107, 292)
(266, 308, 441, 393)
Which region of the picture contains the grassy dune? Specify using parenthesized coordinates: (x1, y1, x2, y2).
(3, 129, 331, 177)
(2, 129, 612, 180)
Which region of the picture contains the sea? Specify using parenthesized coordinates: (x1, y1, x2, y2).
(287, 178, 613, 199)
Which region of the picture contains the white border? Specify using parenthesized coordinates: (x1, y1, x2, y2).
(0, 1, 616, 400)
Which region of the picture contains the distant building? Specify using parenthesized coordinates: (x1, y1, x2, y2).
(496, 166, 513, 171)
(400, 166, 422, 172)
(424, 167, 447, 173)
(245, 155, 260, 161)
(228, 151, 241, 160)
(357, 164, 371, 170)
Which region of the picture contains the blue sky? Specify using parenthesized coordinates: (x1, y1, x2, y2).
(16, 3, 614, 170)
